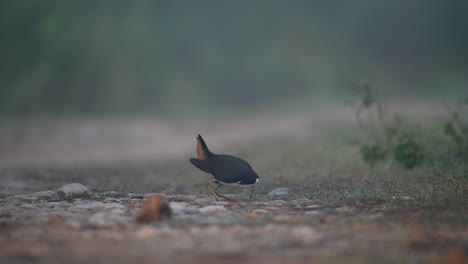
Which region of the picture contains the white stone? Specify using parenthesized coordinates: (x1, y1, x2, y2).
(170, 202, 197, 214)
(136, 226, 160, 238)
(57, 183, 89, 199)
(31, 190, 58, 200)
(291, 198, 312, 206)
(68, 202, 106, 212)
(198, 205, 228, 213)
(267, 188, 290, 196)
(252, 209, 273, 215)
(103, 203, 126, 209)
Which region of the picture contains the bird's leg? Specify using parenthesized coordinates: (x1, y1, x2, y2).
(214, 182, 232, 201)
(249, 185, 255, 200)
(204, 178, 221, 201)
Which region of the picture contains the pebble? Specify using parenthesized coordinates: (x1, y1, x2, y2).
(335, 206, 355, 213)
(89, 212, 107, 227)
(198, 205, 228, 214)
(170, 202, 197, 214)
(68, 203, 104, 213)
(305, 211, 323, 216)
(102, 191, 123, 197)
(167, 195, 197, 202)
(267, 200, 288, 206)
(20, 204, 40, 210)
(31, 190, 58, 200)
(57, 183, 90, 199)
(252, 209, 273, 216)
(391, 196, 413, 200)
(291, 198, 312, 206)
(103, 198, 124, 204)
(104, 203, 126, 210)
(127, 193, 144, 199)
(49, 217, 81, 229)
(47, 202, 71, 209)
(267, 188, 290, 196)
(290, 225, 322, 244)
(6, 195, 39, 202)
(193, 197, 215, 204)
(136, 226, 160, 238)
(88, 212, 130, 228)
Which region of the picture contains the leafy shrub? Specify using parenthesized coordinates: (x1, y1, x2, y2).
(393, 134, 426, 169)
(360, 144, 387, 168)
(348, 81, 429, 170)
(443, 99, 468, 161)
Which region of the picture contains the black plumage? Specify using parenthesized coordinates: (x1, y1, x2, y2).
(190, 134, 259, 201)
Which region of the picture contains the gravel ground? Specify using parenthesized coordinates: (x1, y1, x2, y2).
(0, 109, 466, 264)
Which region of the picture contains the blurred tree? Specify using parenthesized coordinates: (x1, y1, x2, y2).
(0, 1, 467, 116)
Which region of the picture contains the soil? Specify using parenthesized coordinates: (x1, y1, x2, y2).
(0, 110, 466, 264)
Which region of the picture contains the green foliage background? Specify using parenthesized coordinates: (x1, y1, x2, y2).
(1, 1, 467, 116)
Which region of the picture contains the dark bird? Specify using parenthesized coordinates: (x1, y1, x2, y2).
(190, 134, 259, 201)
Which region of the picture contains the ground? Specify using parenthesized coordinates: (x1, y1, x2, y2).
(0, 107, 466, 264)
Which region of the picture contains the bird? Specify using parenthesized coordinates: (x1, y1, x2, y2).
(189, 134, 259, 201)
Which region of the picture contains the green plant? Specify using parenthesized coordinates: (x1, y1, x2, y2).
(443, 98, 468, 163)
(393, 133, 426, 169)
(348, 81, 428, 170)
(360, 144, 386, 168)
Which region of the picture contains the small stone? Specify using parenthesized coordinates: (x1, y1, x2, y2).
(89, 212, 107, 227)
(102, 191, 123, 197)
(127, 193, 144, 199)
(103, 198, 124, 204)
(290, 225, 322, 244)
(88, 211, 131, 228)
(57, 183, 90, 199)
(143, 193, 160, 199)
(391, 196, 412, 200)
(198, 205, 228, 214)
(110, 208, 125, 215)
(291, 198, 312, 206)
(306, 205, 322, 210)
(335, 206, 355, 213)
(252, 209, 273, 215)
(49, 217, 81, 229)
(47, 202, 71, 209)
(273, 215, 300, 223)
(68, 202, 105, 213)
(213, 201, 229, 206)
(136, 226, 160, 238)
(31, 190, 58, 200)
(369, 212, 384, 219)
(305, 211, 323, 216)
(170, 202, 197, 214)
(135, 195, 172, 223)
(103, 202, 126, 210)
(19, 204, 40, 210)
(193, 198, 215, 204)
(267, 200, 288, 206)
(167, 195, 197, 202)
(267, 188, 290, 196)
(6, 195, 38, 202)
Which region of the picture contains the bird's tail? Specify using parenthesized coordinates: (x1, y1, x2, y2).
(196, 134, 212, 160)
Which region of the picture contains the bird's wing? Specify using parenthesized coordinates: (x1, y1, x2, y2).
(189, 158, 211, 173)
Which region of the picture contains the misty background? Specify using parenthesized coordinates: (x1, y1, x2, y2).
(1, 1, 467, 118)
